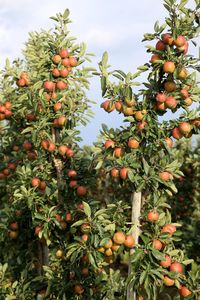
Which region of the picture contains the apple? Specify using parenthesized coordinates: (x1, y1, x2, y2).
(165, 137, 173, 148)
(183, 97, 193, 106)
(9, 222, 18, 231)
(115, 100, 123, 111)
(179, 122, 191, 135)
(174, 35, 186, 47)
(9, 230, 19, 239)
(43, 81, 55, 91)
(69, 180, 77, 188)
(128, 139, 140, 149)
(16, 78, 26, 87)
(56, 80, 67, 90)
(4, 101, 12, 109)
(67, 170, 77, 178)
(150, 54, 160, 64)
(69, 56, 77, 67)
(120, 167, 129, 180)
(58, 145, 68, 156)
(55, 249, 64, 259)
(59, 48, 69, 58)
(135, 110, 146, 121)
(31, 177, 41, 187)
(53, 102, 62, 112)
(35, 225, 42, 236)
(77, 186, 87, 196)
(57, 115, 67, 126)
(4, 110, 13, 118)
(101, 100, 115, 113)
(52, 68, 60, 77)
(66, 148, 74, 158)
(62, 58, 71, 67)
(123, 106, 135, 115)
(172, 127, 183, 140)
(23, 141, 32, 151)
(165, 96, 177, 109)
(147, 210, 159, 222)
(179, 286, 192, 297)
(39, 181, 46, 191)
(125, 97, 135, 107)
(74, 284, 84, 295)
(155, 102, 165, 111)
(113, 231, 126, 244)
(178, 68, 188, 80)
(159, 171, 172, 181)
(161, 224, 176, 235)
(124, 235, 135, 248)
(111, 168, 119, 178)
(163, 276, 174, 286)
(137, 121, 147, 130)
(162, 33, 174, 45)
(152, 239, 163, 250)
(180, 89, 189, 99)
(164, 81, 176, 92)
(48, 142, 56, 152)
(156, 40, 166, 51)
(65, 212, 72, 222)
(170, 262, 183, 273)
(60, 68, 69, 77)
(163, 61, 175, 73)
(160, 255, 171, 268)
(52, 54, 61, 64)
(104, 140, 115, 149)
(113, 147, 123, 158)
(156, 92, 166, 103)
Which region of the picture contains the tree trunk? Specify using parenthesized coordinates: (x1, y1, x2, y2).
(127, 191, 142, 300)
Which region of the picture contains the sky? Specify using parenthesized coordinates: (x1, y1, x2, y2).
(0, 0, 198, 145)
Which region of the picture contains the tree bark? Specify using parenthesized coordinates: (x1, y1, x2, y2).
(127, 191, 142, 300)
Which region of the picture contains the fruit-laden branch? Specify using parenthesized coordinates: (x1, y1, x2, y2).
(127, 191, 142, 300)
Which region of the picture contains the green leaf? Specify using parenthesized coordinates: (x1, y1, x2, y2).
(151, 249, 165, 261)
(71, 220, 86, 227)
(102, 51, 108, 67)
(139, 270, 147, 285)
(83, 201, 91, 218)
(101, 76, 107, 96)
(63, 8, 70, 19)
(95, 160, 103, 170)
(142, 158, 149, 175)
(89, 253, 98, 268)
(182, 259, 194, 265)
(154, 20, 159, 32)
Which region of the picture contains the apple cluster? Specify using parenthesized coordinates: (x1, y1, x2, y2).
(41, 138, 74, 158)
(43, 48, 77, 94)
(16, 72, 29, 87)
(0, 101, 13, 121)
(150, 33, 195, 113)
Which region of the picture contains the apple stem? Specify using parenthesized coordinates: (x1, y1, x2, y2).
(127, 191, 142, 300)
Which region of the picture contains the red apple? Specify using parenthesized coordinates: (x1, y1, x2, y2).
(104, 140, 115, 149)
(165, 96, 177, 109)
(163, 61, 175, 74)
(156, 92, 166, 103)
(172, 127, 183, 140)
(52, 54, 61, 64)
(170, 262, 183, 273)
(120, 167, 129, 180)
(160, 255, 171, 268)
(43, 81, 55, 91)
(59, 48, 69, 58)
(156, 40, 166, 51)
(56, 80, 67, 90)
